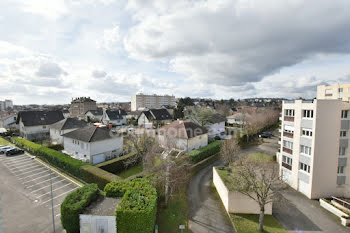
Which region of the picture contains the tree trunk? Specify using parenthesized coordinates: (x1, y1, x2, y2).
(164, 160, 170, 207)
(258, 206, 265, 232)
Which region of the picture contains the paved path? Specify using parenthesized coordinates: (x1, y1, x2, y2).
(274, 188, 350, 233)
(188, 160, 235, 233)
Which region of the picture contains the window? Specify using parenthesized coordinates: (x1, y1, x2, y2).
(341, 110, 349, 119)
(340, 130, 347, 138)
(303, 110, 314, 118)
(285, 109, 295, 117)
(283, 140, 293, 149)
(43, 126, 46, 129)
(282, 155, 292, 165)
(325, 89, 333, 95)
(339, 88, 343, 93)
(338, 166, 345, 175)
(284, 129, 294, 134)
(302, 128, 313, 137)
(339, 147, 346, 156)
(299, 162, 310, 173)
(300, 145, 312, 156)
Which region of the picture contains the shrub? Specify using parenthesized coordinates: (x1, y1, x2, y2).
(81, 165, 119, 190)
(187, 141, 222, 163)
(61, 184, 99, 233)
(96, 151, 139, 175)
(104, 178, 157, 233)
(47, 144, 64, 151)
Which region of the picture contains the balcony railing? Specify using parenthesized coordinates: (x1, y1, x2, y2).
(283, 132, 293, 138)
(282, 162, 292, 170)
(283, 147, 293, 154)
(284, 116, 294, 122)
(325, 94, 333, 97)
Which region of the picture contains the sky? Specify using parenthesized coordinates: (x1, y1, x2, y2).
(1, 0, 350, 105)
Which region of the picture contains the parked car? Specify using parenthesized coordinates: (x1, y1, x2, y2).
(5, 148, 24, 156)
(0, 146, 13, 154)
(259, 132, 273, 138)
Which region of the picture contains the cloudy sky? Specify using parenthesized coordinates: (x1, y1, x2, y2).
(1, 0, 350, 105)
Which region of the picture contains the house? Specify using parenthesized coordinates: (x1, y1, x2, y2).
(0, 113, 17, 129)
(62, 125, 123, 164)
(70, 97, 97, 119)
(226, 113, 246, 126)
(158, 120, 208, 152)
(138, 109, 172, 128)
(102, 109, 127, 126)
(17, 110, 64, 141)
(277, 84, 350, 199)
(207, 114, 226, 139)
(49, 118, 87, 144)
(85, 108, 103, 122)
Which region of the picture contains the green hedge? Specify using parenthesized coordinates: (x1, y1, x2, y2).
(61, 184, 99, 233)
(81, 165, 119, 190)
(104, 178, 157, 233)
(187, 141, 223, 163)
(96, 151, 140, 175)
(11, 137, 116, 189)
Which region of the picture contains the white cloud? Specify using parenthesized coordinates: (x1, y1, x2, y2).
(97, 25, 121, 51)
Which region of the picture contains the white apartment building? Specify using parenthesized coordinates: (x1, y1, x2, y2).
(131, 94, 176, 111)
(317, 83, 350, 101)
(0, 99, 13, 111)
(277, 98, 350, 199)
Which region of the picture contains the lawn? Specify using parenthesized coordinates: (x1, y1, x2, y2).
(117, 164, 143, 179)
(230, 214, 286, 233)
(0, 137, 10, 146)
(248, 153, 274, 162)
(156, 189, 188, 233)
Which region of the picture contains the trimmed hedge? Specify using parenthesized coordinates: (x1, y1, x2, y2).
(187, 141, 223, 163)
(81, 165, 119, 189)
(61, 184, 99, 233)
(104, 178, 157, 233)
(96, 151, 139, 175)
(11, 137, 116, 189)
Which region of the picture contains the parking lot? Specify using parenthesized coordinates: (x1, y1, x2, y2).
(0, 151, 80, 233)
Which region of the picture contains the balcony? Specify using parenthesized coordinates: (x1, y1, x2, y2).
(325, 94, 333, 97)
(282, 162, 292, 170)
(283, 131, 293, 138)
(283, 147, 293, 154)
(284, 116, 294, 122)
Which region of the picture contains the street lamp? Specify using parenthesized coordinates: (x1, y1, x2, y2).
(41, 157, 55, 233)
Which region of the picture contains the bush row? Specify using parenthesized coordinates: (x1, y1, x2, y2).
(11, 137, 117, 189)
(61, 184, 99, 233)
(104, 178, 157, 233)
(96, 151, 140, 175)
(187, 141, 223, 163)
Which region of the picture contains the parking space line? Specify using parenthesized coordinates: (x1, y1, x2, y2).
(19, 169, 49, 180)
(17, 167, 47, 176)
(31, 180, 66, 193)
(41, 187, 77, 205)
(23, 173, 52, 184)
(15, 164, 41, 173)
(6, 161, 35, 169)
(3, 155, 29, 162)
(37, 183, 72, 198)
(5, 158, 33, 166)
(26, 177, 61, 188)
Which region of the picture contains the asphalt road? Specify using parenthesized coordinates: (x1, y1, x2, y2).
(0, 152, 80, 233)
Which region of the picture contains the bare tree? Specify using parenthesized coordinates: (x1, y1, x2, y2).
(220, 137, 240, 165)
(188, 108, 214, 126)
(228, 157, 287, 232)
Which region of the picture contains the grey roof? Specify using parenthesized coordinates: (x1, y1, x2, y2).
(106, 109, 127, 120)
(86, 108, 103, 116)
(17, 110, 64, 126)
(209, 114, 226, 124)
(50, 118, 87, 130)
(62, 126, 116, 142)
(142, 109, 172, 121)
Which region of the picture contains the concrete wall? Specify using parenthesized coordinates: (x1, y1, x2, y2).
(187, 134, 208, 152)
(213, 167, 273, 215)
(50, 128, 77, 144)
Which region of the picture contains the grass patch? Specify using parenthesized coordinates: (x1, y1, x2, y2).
(248, 153, 274, 162)
(230, 214, 286, 233)
(156, 189, 188, 233)
(117, 164, 143, 179)
(0, 137, 10, 146)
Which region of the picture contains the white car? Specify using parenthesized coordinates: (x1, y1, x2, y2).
(0, 146, 13, 154)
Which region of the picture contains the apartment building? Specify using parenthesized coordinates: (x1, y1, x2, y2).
(69, 97, 97, 119)
(317, 83, 350, 101)
(131, 94, 176, 111)
(0, 99, 13, 111)
(277, 98, 350, 199)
